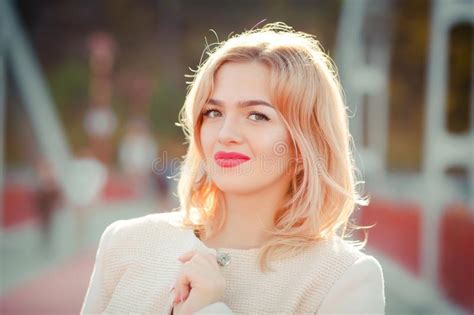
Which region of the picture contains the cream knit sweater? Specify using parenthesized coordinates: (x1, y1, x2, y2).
(81, 211, 385, 314)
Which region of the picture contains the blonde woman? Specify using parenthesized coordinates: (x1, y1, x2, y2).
(81, 22, 385, 315)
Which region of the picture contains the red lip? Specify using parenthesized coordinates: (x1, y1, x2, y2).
(214, 151, 250, 160)
(214, 151, 250, 168)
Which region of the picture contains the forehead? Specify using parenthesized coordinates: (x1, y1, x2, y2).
(211, 61, 272, 102)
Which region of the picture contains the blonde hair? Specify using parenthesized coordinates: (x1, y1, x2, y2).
(175, 22, 370, 273)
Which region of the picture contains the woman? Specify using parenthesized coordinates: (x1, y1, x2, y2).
(81, 22, 385, 314)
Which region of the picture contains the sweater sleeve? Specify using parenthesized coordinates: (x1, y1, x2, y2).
(317, 255, 385, 315)
(80, 221, 120, 314)
(194, 302, 234, 314)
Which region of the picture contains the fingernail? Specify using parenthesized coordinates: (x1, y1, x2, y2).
(168, 284, 175, 292)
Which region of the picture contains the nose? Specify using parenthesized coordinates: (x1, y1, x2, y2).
(217, 115, 243, 146)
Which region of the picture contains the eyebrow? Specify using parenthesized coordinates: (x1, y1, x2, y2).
(207, 98, 275, 109)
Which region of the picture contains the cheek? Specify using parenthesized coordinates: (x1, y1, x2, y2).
(199, 124, 215, 157)
(259, 129, 292, 158)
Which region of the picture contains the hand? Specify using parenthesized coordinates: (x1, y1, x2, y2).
(171, 250, 226, 315)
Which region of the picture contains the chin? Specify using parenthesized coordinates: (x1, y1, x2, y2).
(211, 175, 263, 194)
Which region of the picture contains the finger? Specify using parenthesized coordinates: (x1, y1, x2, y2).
(172, 283, 180, 304)
(174, 286, 190, 305)
(174, 284, 191, 305)
(178, 250, 197, 262)
(174, 253, 216, 304)
(181, 283, 190, 303)
(181, 251, 216, 267)
(175, 269, 192, 304)
(172, 279, 186, 304)
(202, 252, 218, 269)
(179, 283, 205, 314)
(189, 252, 219, 273)
(174, 252, 197, 304)
(195, 253, 219, 272)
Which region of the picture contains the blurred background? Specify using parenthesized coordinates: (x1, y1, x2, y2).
(0, 0, 472, 314)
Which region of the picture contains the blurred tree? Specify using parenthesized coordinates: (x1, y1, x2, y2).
(9, 0, 470, 171)
(47, 59, 90, 151)
(447, 23, 472, 134)
(388, 0, 430, 171)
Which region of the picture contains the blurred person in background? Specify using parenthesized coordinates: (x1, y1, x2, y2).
(81, 22, 385, 315)
(34, 157, 62, 251)
(83, 32, 118, 167)
(118, 118, 158, 196)
(152, 152, 174, 210)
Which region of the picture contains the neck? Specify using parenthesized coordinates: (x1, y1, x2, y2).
(206, 179, 290, 250)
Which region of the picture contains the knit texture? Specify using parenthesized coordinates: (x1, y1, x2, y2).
(81, 211, 382, 314)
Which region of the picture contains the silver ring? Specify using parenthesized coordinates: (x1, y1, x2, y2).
(216, 251, 231, 267)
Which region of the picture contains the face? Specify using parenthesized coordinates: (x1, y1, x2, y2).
(199, 61, 294, 195)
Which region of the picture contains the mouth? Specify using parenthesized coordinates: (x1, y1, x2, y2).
(214, 151, 251, 168)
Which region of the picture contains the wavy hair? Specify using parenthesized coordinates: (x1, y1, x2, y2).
(174, 22, 370, 273)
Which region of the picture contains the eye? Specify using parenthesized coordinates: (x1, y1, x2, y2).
(202, 108, 222, 118)
(248, 111, 270, 122)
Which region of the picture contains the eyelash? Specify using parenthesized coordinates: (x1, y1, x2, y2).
(201, 108, 270, 121)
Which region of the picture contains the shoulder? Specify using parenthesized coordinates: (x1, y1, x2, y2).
(90, 211, 190, 300)
(296, 236, 384, 312)
(96, 211, 191, 271)
(99, 211, 188, 252)
(345, 254, 384, 282)
(317, 254, 386, 314)
(103, 211, 185, 237)
(328, 252, 384, 292)
(303, 235, 369, 270)
(314, 237, 386, 314)
(321, 236, 384, 288)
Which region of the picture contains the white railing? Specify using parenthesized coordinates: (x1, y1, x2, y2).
(0, 0, 107, 231)
(421, 0, 474, 288)
(335, 0, 393, 187)
(336, 0, 474, 305)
